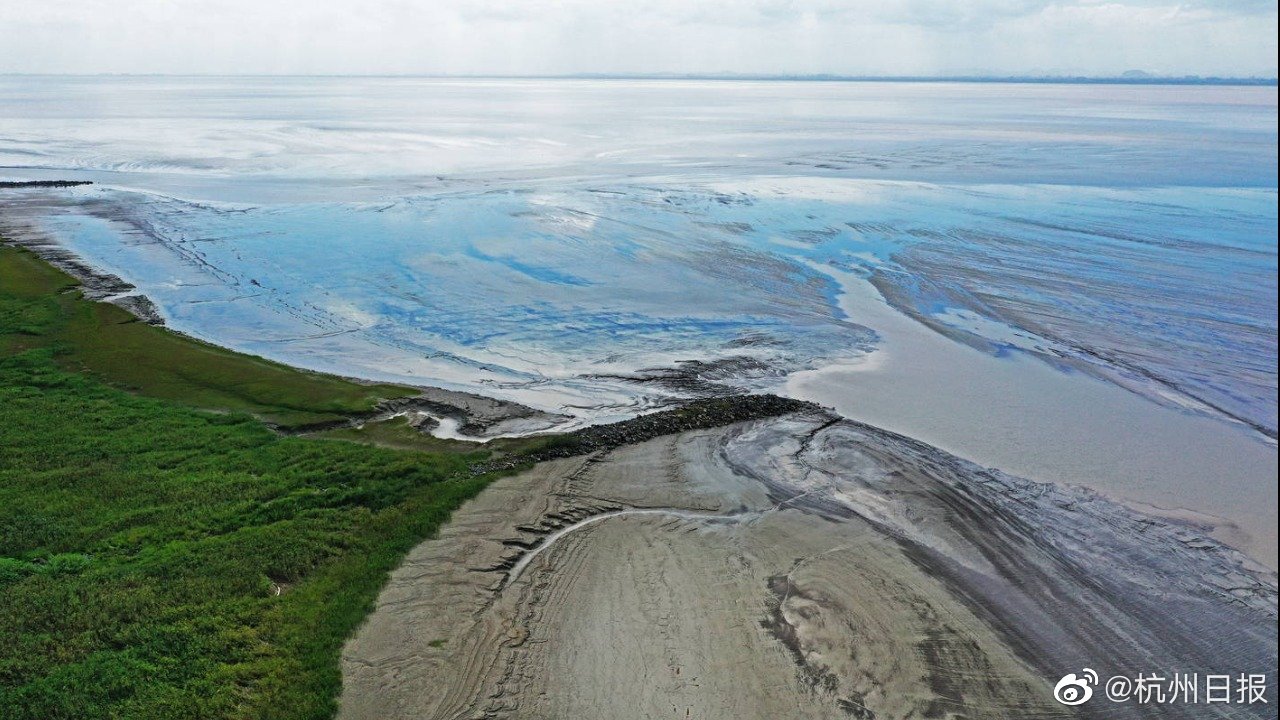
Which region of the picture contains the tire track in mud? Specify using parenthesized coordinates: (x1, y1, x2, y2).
(342, 413, 1277, 720)
(503, 507, 760, 587)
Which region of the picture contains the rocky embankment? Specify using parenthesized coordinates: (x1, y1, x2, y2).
(0, 180, 93, 189)
(470, 394, 820, 472)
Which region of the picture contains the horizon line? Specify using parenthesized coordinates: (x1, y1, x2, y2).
(2, 72, 1276, 86)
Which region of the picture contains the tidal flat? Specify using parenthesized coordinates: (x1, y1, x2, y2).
(2, 77, 1277, 718)
(342, 413, 1275, 719)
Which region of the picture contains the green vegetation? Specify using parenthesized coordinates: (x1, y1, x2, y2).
(0, 246, 507, 718)
(0, 247, 416, 429)
(0, 245, 808, 719)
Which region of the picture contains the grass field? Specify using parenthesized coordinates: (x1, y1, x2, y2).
(0, 245, 507, 719)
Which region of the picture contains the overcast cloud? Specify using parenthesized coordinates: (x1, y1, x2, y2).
(0, 0, 1275, 76)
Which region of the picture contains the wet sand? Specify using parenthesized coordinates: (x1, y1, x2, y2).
(341, 411, 1276, 719)
(5, 184, 1274, 569)
(787, 267, 1279, 569)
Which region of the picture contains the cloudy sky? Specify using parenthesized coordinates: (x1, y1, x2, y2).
(1, 0, 1275, 77)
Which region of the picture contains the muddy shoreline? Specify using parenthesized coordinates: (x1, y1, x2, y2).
(869, 270, 1278, 443)
(0, 226, 572, 437)
(2, 222, 167, 324)
(342, 411, 1276, 719)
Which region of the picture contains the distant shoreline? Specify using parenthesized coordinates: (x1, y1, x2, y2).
(2, 73, 1275, 86)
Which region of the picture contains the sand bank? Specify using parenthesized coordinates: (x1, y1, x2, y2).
(341, 411, 1275, 719)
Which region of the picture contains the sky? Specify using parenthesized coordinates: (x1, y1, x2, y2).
(0, 1, 1276, 77)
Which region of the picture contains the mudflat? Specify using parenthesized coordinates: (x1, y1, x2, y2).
(341, 412, 1276, 719)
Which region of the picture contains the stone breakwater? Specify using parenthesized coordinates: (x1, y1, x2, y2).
(468, 394, 822, 474)
(0, 180, 93, 189)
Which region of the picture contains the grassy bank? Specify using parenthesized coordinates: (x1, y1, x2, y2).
(0, 245, 498, 719)
(0, 246, 417, 429)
